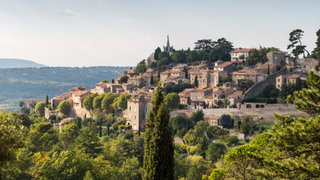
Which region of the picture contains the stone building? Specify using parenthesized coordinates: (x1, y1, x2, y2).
(267, 51, 295, 65)
(123, 68, 135, 77)
(25, 98, 46, 109)
(214, 61, 234, 73)
(276, 74, 307, 89)
(231, 48, 251, 61)
(128, 75, 144, 87)
(123, 95, 152, 131)
(179, 88, 196, 106)
(190, 69, 228, 88)
(146, 53, 156, 67)
(190, 89, 212, 105)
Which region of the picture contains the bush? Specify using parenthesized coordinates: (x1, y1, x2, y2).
(124, 132, 134, 139)
(245, 138, 251, 143)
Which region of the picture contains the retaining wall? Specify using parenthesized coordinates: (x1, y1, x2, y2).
(242, 67, 289, 99)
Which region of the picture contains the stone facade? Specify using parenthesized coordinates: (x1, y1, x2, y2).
(231, 48, 251, 61)
(123, 95, 152, 131)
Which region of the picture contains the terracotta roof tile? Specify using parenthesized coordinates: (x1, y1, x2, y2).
(233, 48, 251, 53)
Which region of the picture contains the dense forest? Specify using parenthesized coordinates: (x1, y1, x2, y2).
(0, 66, 130, 112)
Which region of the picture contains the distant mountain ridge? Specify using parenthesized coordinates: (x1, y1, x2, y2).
(0, 59, 47, 68)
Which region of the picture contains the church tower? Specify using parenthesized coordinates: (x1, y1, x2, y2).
(163, 35, 173, 55)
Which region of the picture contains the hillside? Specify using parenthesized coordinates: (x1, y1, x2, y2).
(0, 66, 130, 112)
(0, 59, 47, 68)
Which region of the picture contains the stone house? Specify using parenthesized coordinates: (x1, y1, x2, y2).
(214, 62, 234, 73)
(146, 53, 156, 67)
(25, 98, 46, 109)
(187, 64, 208, 77)
(231, 48, 251, 61)
(179, 88, 196, 106)
(190, 70, 228, 88)
(190, 89, 212, 105)
(123, 95, 152, 131)
(142, 73, 158, 88)
(267, 51, 295, 65)
(276, 74, 307, 89)
(128, 75, 143, 87)
(170, 109, 193, 119)
(123, 68, 135, 77)
(256, 63, 277, 74)
(90, 82, 108, 94)
(205, 116, 220, 126)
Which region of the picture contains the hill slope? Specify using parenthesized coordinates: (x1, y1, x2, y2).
(0, 66, 130, 112)
(0, 59, 47, 68)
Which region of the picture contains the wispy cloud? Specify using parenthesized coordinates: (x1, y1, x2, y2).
(59, 9, 81, 16)
(94, 0, 110, 6)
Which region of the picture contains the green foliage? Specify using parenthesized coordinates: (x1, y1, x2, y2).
(143, 85, 174, 180)
(206, 143, 227, 163)
(158, 51, 170, 60)
(134, 60, 148, 75)
(55, 123, 80, 151)
(84, 93, 99, 114)
(165, 92, 180, 111)
(209, 38, 234, 63)
(245, 46, 280, 66)
(157, 57, 170, 68)
(279, 78, 304, 102)
(262, 84, 279, 98)
(101, 79, 109, 83)
(35, 101, 46, 117)
(114, 93, 132, 111)
(170, 115, 187, 131)
(119, 75, 129, 84)
(74, 128, 103, 157)
(225, 136, 239, 147)
(172, 50, 187, 63)
(209, 168, 225, 180)
(194, 39, 213, 53)
(101, 93, 117, 112)
(194, 75, 198, 87)
(162, 82, 194, 94)
(28, 122, 59, 153)
(311, 29, 320, 59)
(190, 110, 204, 123)
(196, 135, 210, 158)
(57, 100, 70, 116)
(287, 29, 310, 58)
(154, 47, 161, 61)
(93, 94, 105, 110)
(218, 114, 232, 128)
(19, 100, 25, 107)
(0, 110, 28, 178)
(206, 126, 223, 138)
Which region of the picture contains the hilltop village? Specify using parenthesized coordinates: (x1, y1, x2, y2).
(21, 36, 315, 141)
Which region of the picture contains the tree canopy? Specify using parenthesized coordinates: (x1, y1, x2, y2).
(209, 38, 234, 63)
(134, 60, 148, 75)
(35, 101, 46, 117)
(287, 29, 310, 58)
(58, 100, 71, 116)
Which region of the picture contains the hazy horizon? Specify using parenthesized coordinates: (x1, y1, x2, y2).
(0, 0, 319, 67)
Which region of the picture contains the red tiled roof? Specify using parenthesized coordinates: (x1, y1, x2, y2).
(214, 62, 232, 68)
(233, 48, 251, 53)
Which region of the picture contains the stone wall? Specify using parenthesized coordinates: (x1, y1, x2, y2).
(295, 58, 320, 72)
(200, 103, 300, 119)
(242, 67, 289, 99)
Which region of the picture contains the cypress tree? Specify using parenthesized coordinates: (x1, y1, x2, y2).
(99, 118, 102, 137)
(194, 75, 198, 87)
(150, 75, 154, 85)
(143, 84, 174, 180)
(267, 64, 270, 75)
(112, 79, 115, 83)
(46, 95, 49, 105)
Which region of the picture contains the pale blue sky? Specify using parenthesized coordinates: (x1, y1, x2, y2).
(0, 0, 319, 67)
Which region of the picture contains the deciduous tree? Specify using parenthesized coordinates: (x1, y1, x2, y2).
(58, 100, 70, 116)
(35, 101, 46, 117)
(165, 92, 180, 111)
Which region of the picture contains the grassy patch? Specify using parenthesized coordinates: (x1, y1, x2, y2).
(256, 123, 274, 130)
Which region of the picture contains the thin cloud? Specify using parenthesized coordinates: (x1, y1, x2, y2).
(59, 9, 80, 16)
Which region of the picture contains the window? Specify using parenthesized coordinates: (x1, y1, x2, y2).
(278, 79, 280, 82)
(145, 107, 148, 112)
(134, 116, 136, 120)
(129, 114, 132, 118)
(129, 106, 131, 111)
(195, 97, 197, 100)
(134, 124, 137, 130)
(183, 100, 185, 104)
(275, 57, 277, 60)
(190, 97, 192, 100)
(134, 108, 136, 112)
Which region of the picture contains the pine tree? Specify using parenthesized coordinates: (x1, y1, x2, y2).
(46, 95, 49, 105)
(143, 84, 174, 180)
(194, 75, 198, 87)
